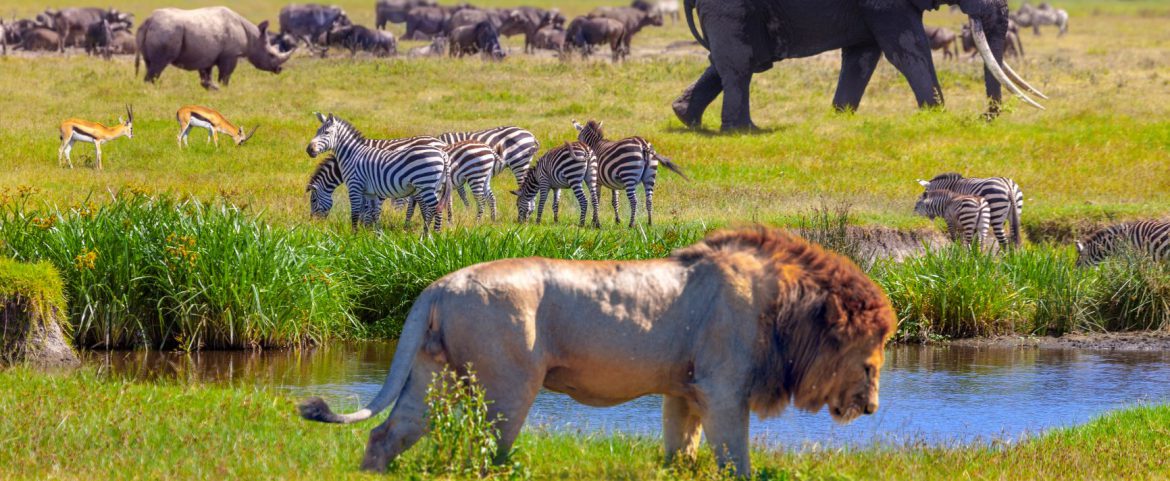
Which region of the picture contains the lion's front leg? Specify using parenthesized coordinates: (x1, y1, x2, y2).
(698, 397, 751, 476)
(662, 395, 702, 465)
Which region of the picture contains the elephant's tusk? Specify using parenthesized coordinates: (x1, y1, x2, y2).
(972, 19, 1045, 110)
(1002, 61, 1049, 100)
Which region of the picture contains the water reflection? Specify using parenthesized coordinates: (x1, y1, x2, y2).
(82, 343, 1170, 447)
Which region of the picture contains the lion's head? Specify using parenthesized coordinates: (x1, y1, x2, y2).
(675, 227, 897, 423)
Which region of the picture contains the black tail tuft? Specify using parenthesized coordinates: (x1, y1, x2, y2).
(298, 396, 345, 423)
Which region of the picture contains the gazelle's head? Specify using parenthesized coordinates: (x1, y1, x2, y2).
(119, 105, 134, 139)
(234, 125, 260, 146)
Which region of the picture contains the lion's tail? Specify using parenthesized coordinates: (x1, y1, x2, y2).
(298, 289, 438, 424)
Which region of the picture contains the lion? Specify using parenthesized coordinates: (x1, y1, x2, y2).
(298, 227, 897, 475)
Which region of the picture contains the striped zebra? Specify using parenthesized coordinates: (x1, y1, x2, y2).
(306, 135, 445, 223)
(914, 190, 991, 246)
(918, 173, 1023, 247)
(306, 113, 451, 233)
(572, 119, 688, 228)
(512, 142, 600, 228)
(404, 141, 503, 223)
(438, 126, 539, 185)
(1076, 221, 1170, 267)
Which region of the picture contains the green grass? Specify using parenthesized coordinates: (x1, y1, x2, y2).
(1, 0, 1168, 234)
(1, 367, 1168, 480)
(0, 256, 65, 316)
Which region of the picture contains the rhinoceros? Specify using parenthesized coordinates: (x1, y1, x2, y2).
(136, 7, 293, 90)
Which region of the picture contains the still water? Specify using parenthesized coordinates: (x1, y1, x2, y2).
(83, 343, 1170, 448)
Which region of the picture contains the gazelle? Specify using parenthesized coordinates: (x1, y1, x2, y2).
(176, 105, 258, 148)
(58, 105, 134, 170)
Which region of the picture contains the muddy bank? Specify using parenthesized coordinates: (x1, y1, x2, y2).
(795, 225, 949, 263)
(948, 331, 1170, 351)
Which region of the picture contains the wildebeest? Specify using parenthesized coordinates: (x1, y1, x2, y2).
(52, 7, 131, 51)
(20, 27, 60, 51)
(375, 0, 436, 29)
(532, 26, 565, 53)
(404, 6, 450, 40)
(110, 29, 136, 55)
(924, 26, 959, 60)
(326, 25, 397, 57)
(499, 7, 560, 53)
(566, 16, 627, 62)
(136, 7, 294, 90)
(278, 3, 350, 46)
(446, 8, 509, 34)
(450, 20, 505, 60)
(588, 6, 662, 54)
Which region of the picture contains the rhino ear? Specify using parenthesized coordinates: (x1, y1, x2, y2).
(258, 20, 270, 36)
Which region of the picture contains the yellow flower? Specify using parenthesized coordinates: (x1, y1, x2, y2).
(74, 248, 98, 271)
(31, 216, 56, 230)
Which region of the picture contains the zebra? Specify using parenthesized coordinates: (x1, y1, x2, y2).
(306, 113, 451, 234)
(512, 142, 600, 228)
(914, 190, 991, 246)
(438, 126, 539, 185)
(918, 173, 1023, 247)
(572, 119, 688, 228)
(306, 134, 445, 223)
(403, 140, 503, 224)
(1076, 221, 1170, 267)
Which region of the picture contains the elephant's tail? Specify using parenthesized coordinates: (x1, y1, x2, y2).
(684, 0, 708, 50)
(297, 288, 438, 424)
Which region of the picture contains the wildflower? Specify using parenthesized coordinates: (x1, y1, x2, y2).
(31, 216, 56, 230)
(74, 248, 98, 271)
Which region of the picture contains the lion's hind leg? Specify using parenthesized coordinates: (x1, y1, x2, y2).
(698, 398, 751, 476)
(360, 357, 440, 473)
(663, 395, 703, 465)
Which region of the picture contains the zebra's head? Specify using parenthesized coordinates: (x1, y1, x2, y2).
(1075, 230, 1118, 268)
(913, 190, 946, 220)
(510, 171, 539, 223)
(307, 183, 334, 219)
(306, 112, 340, 158)
(306, 155, 339, 219)
(571, 119, 603, 147)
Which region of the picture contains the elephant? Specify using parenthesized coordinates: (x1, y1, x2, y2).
(674, 0, 1049, 131)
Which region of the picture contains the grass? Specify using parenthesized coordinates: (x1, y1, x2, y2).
(0, 256, 65, 317)
(0, 367, 1168, 480)
(0, 0, 1168, 234)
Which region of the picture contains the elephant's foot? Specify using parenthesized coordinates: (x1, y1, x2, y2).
(672, 93, 702, 129)
(983, 101, 1002, 122)
(720, 121, 761, 133)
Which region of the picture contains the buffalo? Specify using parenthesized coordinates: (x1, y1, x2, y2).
(450, 20, 505, 59)
(326, 25, 397, 57)
(136, 7, 294, 90)
(499, 7, 561, 53)
(278, 4, 350, 47)
(51, 7, 132, 51)
(566, 16, 628, 63)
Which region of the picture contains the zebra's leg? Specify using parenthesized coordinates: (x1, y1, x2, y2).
(644, 180, 656, 227)
(404, 197, 417, 227)
(456, 184, 470, 208)
(573, 184, 589, 228)
(589, 180, 601, 228)
(625, 185, 639, 229)
(426, 190, 443, 234)
(347, 184, 366, 229)
(552, 189, 561, 223)
(471, 180, 487, 222)
(611, 189, 621, 225)
(536, 186, 549, 224)
(484, 183, 498, 222)
(992, 222, 1008, 249)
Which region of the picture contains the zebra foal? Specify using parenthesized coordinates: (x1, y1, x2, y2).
(1076, 221, 1170, 267)
(305, 113, 451, 234)
(914, 190, 991, 246)
(572, 119, 687, 228)
(513, 142, 600, 228)
(918, 173, 1023, 247)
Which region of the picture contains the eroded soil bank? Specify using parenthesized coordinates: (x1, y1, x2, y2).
(949, 331, 1170, 351)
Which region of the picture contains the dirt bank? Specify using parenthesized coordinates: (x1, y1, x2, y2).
(948, 331, 1170, 351)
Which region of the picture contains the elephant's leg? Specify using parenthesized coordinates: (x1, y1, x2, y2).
(833, 43, 883, 112)
(709, 40, 757, 131)
(672, 66, 723, 129)
(867, 12, 943, 108)
(700, 399, 751, 476)
(662, 395, 702, 465)
(360, 356, 441, 472)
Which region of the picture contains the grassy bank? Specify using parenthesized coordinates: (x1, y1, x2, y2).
(0, 368, 1167, 480)
(3, 192, 1168, 348)
(1, 0, 1168, 232)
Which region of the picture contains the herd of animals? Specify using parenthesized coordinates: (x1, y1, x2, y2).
(924, 2, 1070, 61)
(0, 1, 677, 71)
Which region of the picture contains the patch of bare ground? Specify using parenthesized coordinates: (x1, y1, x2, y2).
(949, 331, 1170, 351)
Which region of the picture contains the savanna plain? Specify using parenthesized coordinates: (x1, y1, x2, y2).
(1, 0, 1170, 479)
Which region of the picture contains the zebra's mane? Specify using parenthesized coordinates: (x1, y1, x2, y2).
(583, 120, 604, 138)
(929, 172, 964, 183)
(306, 155, 338, 190)
(1083, 222, 1132, 246)
(330, 116, 367, 142)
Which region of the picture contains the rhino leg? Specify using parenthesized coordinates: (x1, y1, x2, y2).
(216, 56, 238, 87)
(198, 68, 218, 90)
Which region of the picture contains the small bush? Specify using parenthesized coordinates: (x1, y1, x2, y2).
(1088, 255, 1170, 331)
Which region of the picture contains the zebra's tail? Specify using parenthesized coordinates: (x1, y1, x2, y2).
(437, 161, 455, 217)
(649, 147, 690, 181)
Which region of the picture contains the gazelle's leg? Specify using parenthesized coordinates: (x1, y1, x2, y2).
(94, 142, 103, 170)
(63, 138, 75, 169)
(212, 129, 219, 147)
(58, 137, 67, 167)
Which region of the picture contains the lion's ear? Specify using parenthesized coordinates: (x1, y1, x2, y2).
(823, 294, 850, 338)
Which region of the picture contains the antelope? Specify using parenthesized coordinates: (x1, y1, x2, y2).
(58, 105, 133, 169)
(176, 105, 258, 148)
